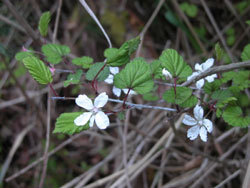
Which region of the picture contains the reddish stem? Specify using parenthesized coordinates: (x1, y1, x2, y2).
(122, 88, 131, 109)
(91, 63, 107, 92)
(49, 84, 58, 97)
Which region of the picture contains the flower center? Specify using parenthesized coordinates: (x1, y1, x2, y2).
(198, 120, 203, 126)
(92, 107, 99, 114)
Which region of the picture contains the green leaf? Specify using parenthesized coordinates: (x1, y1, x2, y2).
(246, 20, 250, 25)
(15, 51, 35, 61)
(179, 95, 198, 108)
(180, 2, 198, 18)
(72, 56, 93, 69)
(241, 44, 250, 61)
(215, 43, 224, 61)
(64, 70, 83, 87)
(23, 56, 52, 84)
(159, 49, 192, 79)
(227, 35, 235, 46)
(85, 62, 109, 81)
(38, 11, 51, 37)
(222, 106, 250, 127)
(42, 43, 70, 64)
(163, 87, 192, 105)
(204, 80, 222, 95)
(143, 92, 159, 101)
(114, 58, 154, 94)
(53, 112, 90, 135)
(150, 60, 162, 77)
(105, 37, 140, 66)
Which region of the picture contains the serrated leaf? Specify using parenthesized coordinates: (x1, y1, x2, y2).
(64, 70, 83, 87)
(85, 62, 109, 81)
(179, 95, 198, 108)
(222, 106, 250, 127)
(204, 80, 222, 95)
(150, 60, 161, 76)
(143, 92, 159, 101)
(53, 112, 90, 135)
(211, 89, 233, 104)
(159, 49, 192, 79)
(72, 56, 93, 69)
(38, 11, 51, 37)
(241, 44, 250, 61)
(105, 37, 140, 66)
(15, 51, 35, 61)
(114, 58, 154, 94)
(163, 87, 192, 105)
(23, 56, 52, 84)
(42, 43, 70, 64)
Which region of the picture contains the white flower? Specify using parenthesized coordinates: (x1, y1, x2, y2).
(74, 92, 110, 129)
(182, 105, 213, 142)
(105, 67, 137, 97)
(162, 68, 172, 80)
(187, 58, 217, 89)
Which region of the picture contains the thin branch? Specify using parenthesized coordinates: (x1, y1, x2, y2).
(136, 0, 165, 57)
(0, 14, 25, 33)
(214, 169, 241, 188)
(52, 0, 62, 43)
(79, 0, 112, 48)
(181, 60, 250, 87)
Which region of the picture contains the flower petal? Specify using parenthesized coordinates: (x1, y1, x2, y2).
(95, 111, 110, 129)
(75, 95, 93, 110)
(187, 72, 199, 81)
(202, 58, 214, 70)
(194, 105, 204, 120)
(203, 119, 213, 133)
(94, 92, 108, 108)
(89, 115, 95, 127)
(104, 74, 114, 84)
(195, 63, 203, 72)
(162, 68, 172, 79)
(196, 79, 205, 89)
(112, 86, 121, 97)
(182, 115, 197, 126)
(199, 126, 207, 142)
(205, 74, 217, 83)
(74, 112, 92, 126)
(122, 89, 137, 95)
(110, 67, 119, 75)
(187, 125, 200, 140)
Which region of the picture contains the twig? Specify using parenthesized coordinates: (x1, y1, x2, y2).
(214, 169, 241, 188)
(0, 14, 25, 33)
(136, 0, 165, 57)
(182, 60, 250, 87)
(52, 0, 62, 43)
(200, 0, 235, 62)
(0, 124, 34, 183)
(79, 0, 112, 48)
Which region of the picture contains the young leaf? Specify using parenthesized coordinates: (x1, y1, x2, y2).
(42, 43, 70, 64)
(53, 112, 90, 135)
(180, 2, 198, 18)
(222, 106, 250, 127)
(64, 70, 83, 87)
(23, 56, 52, 84)
(114, 58, 154, 94)
(215, 43, 224, 61)
(105, 37, 140, 66)
(159, 49, 192, 79)
(85, 62, 109, 81)
(15, 51, 35, 61)
(241, 44, 250, 61)
(163, 87, 192, 105)
(38, 11, 51, 37)
(72, 56, 93, 69)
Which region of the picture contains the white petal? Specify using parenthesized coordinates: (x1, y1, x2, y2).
(196, 79, 204, 89)
(89, 115, 95, 127)
(182, 115, 197, 126)
(75, 95, 93, 110)
(205, 74, 217, 83)
(110, 67, 119, 75)
(122, 89, 137, 95)
(187, 72, 199, 81)
(203, 119, 213, 133)
(95, 111, 110, 129)
(187, 125, 200, 140)
(195, 63, 203, 72)
(74, 112, 92, 126)
(104, 74, 114, 84)
(162, 68, 172, 79)
(199, 126, 207, 142)
(112, 86, 121, 97)
(94, 92, 108, 108)
(194, 105, 204, 120)
(202, 58, 214, 70)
